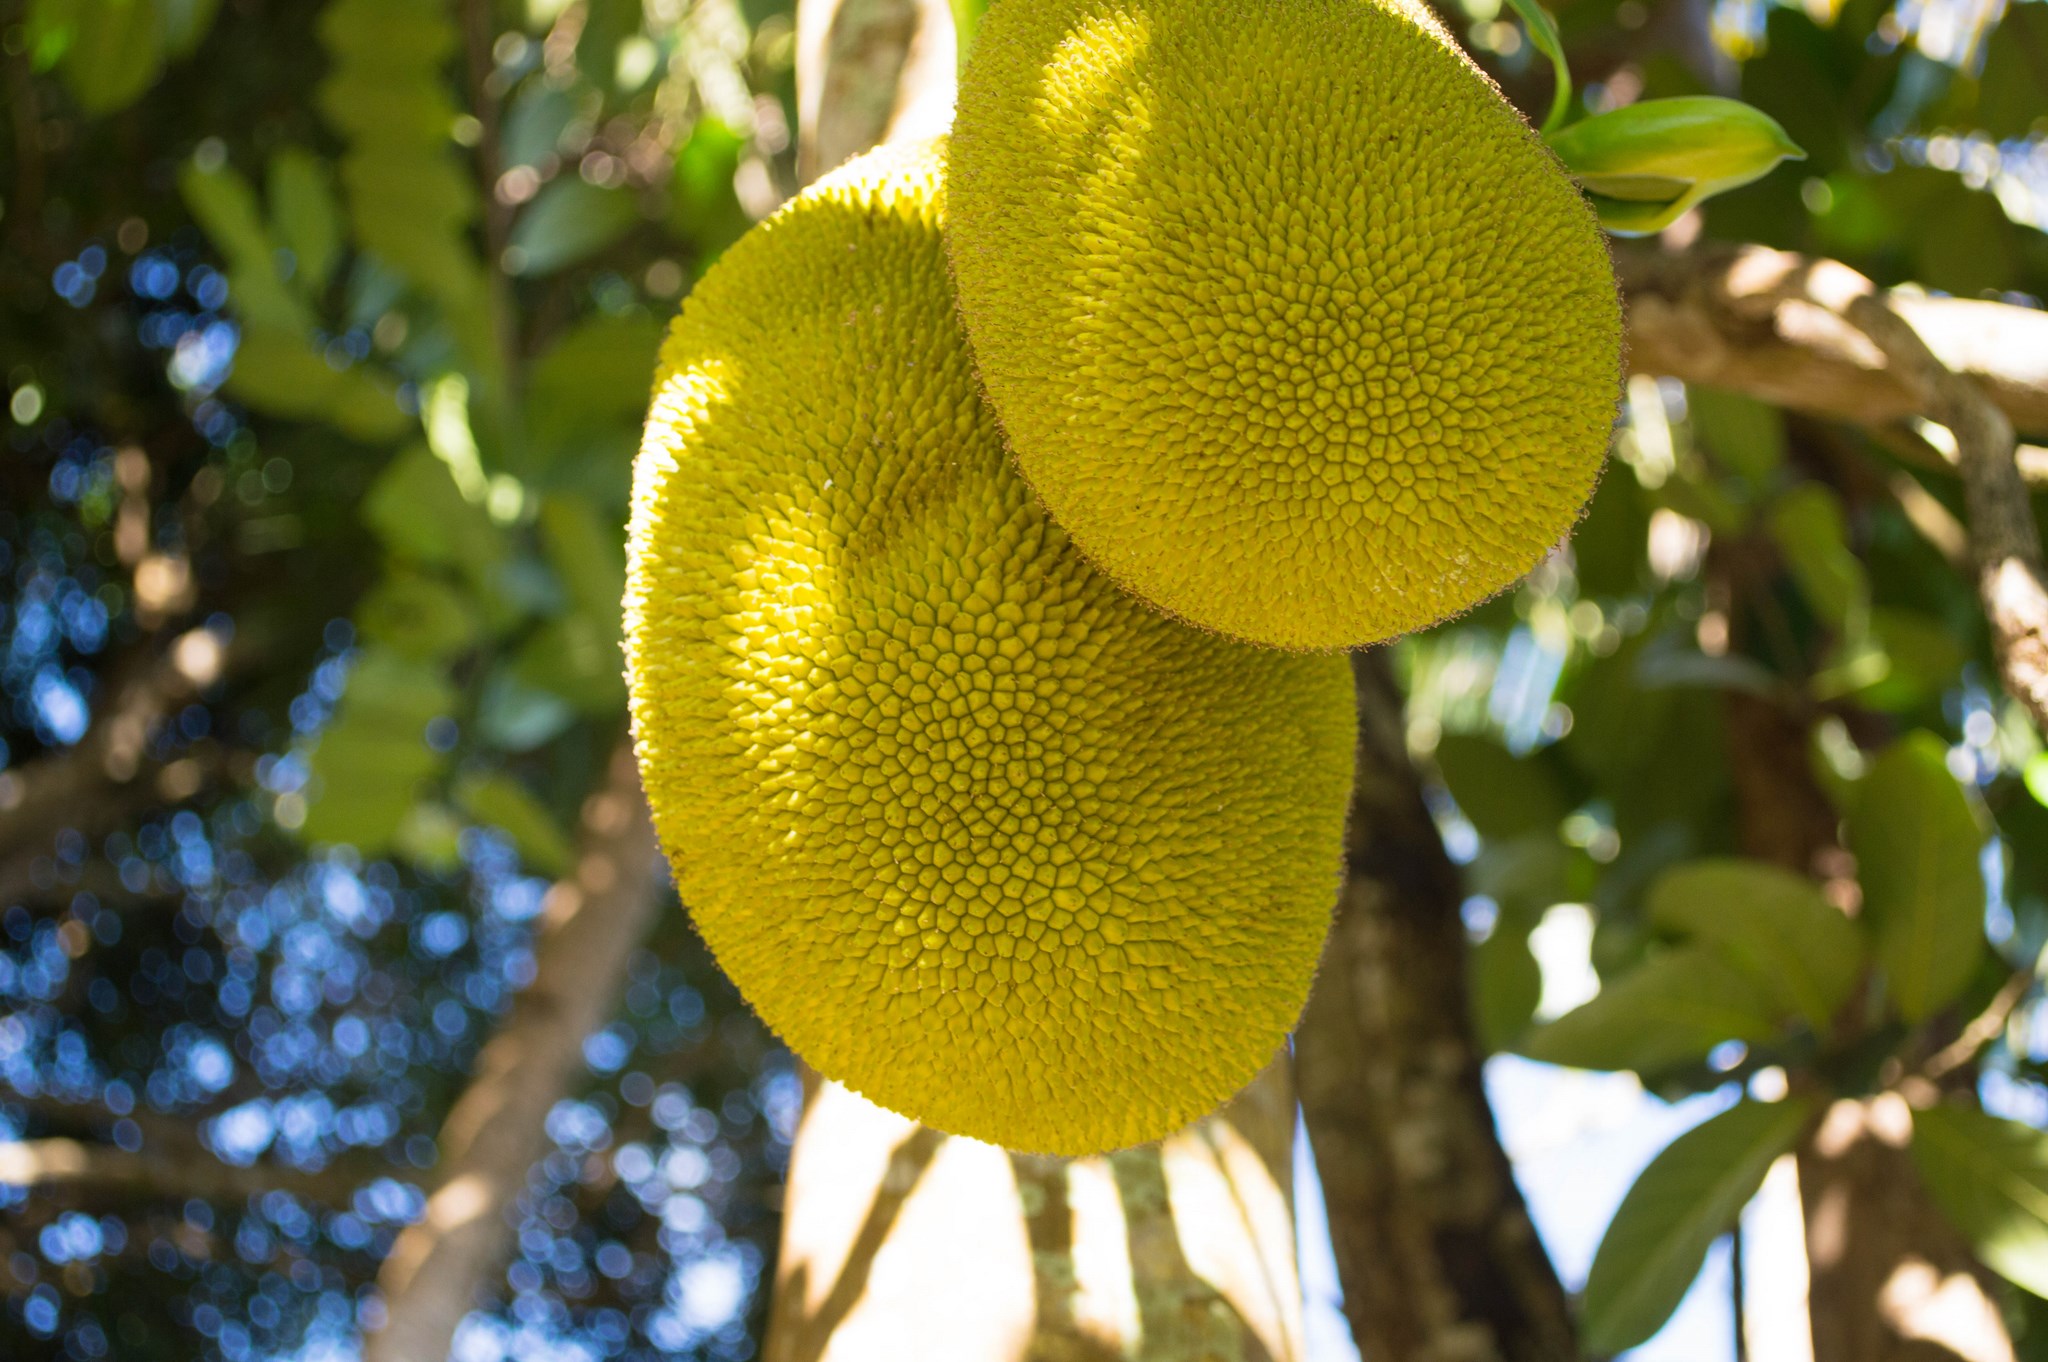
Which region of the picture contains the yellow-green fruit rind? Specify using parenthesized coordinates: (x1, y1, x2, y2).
(946, 0, 1623, 650)
(625, 141, 1356, 1156)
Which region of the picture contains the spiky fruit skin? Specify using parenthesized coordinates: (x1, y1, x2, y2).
(946, 0, 1623, 650)
(624, 142, 1356, 1156)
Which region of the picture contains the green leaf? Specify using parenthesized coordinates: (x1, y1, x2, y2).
(1500, 0, 1569, 133)
(1913, 1103, 2048, 1299)
(1550, 97, 1804, 237)
(179, 161, 313, 335)
(227, 323, 409, 442)
(268, 149, 344, 295)
(1433, 733, 1567, 841)
(538, 494, 627, 631)
(363, 444, 510, 590)
(1471, 913, 1544, 1052)
(355, 573, 481, 663)
(455, 772, 575, 877)
(2023, 754, 2048, 809)
(1688, 388, 1786, 487)
(1583, 1098, 1812, 1353)
(1521, 947, 1783, 1073)
(478, 670, 577, 752)
(1848, 733, 1988, 1022)
(1824, 608, 1966, 714)
(525, 314, 663, 461)
(508, 178, 640, 276)
(300, 648, 455, 853)
(1647, 858, 1864, 1033)
(670, 116, 751, 264)
(512, 614, 625, 715)
(157, 0, 218, 56)
(1768, 484, 1867, 632)
(36, 0, 166, 115)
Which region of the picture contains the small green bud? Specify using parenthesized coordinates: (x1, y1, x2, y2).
(1547, 96, 1805, 236)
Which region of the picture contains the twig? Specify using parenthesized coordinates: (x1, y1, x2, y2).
(1919, 968, 2035, 1083)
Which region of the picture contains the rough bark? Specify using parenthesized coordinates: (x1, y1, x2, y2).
(795, 0, 955, 183)
(1617, 241, 2048, 439)
(363, 745, 662, 1362)
(763, 1060, 1305, 1362)
(1799, 1098, 2015, 1362)
(1835, 289, 2048, 736)
(1294, 651, 1577, 1362)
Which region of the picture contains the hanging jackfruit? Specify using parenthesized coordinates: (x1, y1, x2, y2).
(946, 0, 1623, 650)
(625, 141, 1356, 1155)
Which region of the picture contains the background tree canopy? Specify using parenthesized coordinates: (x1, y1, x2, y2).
(0, 0, 2044, 1360)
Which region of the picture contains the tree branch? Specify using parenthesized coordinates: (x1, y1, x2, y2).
(1294, 652, 1576, 1362)
(0, 623, 236, 871)
(0, 1137, 368, 1207)
(363, 744, 661, 1362)
(1619, 241, 2048, 438)
(1622, 241, 2048, 733)
(1840, 290, 2048, 735)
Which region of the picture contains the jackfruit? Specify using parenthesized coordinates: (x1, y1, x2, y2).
(624, 140, 1356, 1155)
(945, 0, 1624, 650)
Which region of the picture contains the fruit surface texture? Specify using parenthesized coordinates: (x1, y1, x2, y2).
(947, 0, 1623, 649)
(624, 141, 1356, 1155)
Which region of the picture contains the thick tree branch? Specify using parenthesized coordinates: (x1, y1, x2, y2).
(1623, 241, 2048, 732)
(1619, 242, 2048, 439)
(363, 744, 661, 1362)
(1294, 652, 1576, 1362)
(1840, 291, 2048, 735)
(0, 1137, 368, 1207)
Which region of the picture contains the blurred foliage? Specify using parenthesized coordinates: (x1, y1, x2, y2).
(0, 0, 2041, 1358)
(0, 0, 802, 1357)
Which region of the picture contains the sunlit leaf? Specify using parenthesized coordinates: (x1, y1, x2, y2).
(1521, 946, 1784, 1073)
(1914, 1103, 2048, 1299)
(40, 0, 165, 115)
(363, 444, 510, 590)
(1583, 1098, 1812, 1352)
(180, 161, 314, 335)
(538, 494, 627, 632)
(228, 323, 409, 441)
(356, 573, 481, 662)
(526, 314, 663, 462)
(1551, 97, 1804, 236)
(300, 648, 455, 853)
(1647, 858, 1864, 1032)
(268, 149, 344, 296)
(1848, 732, 1988, 1022)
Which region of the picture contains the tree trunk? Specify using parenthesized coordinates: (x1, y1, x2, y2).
(364, 745, 662, 1362)
(1798, 1096, 2014, 1362)
(1294, 651, 1578, 1362)
(764, 1058, 1305, 1362)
